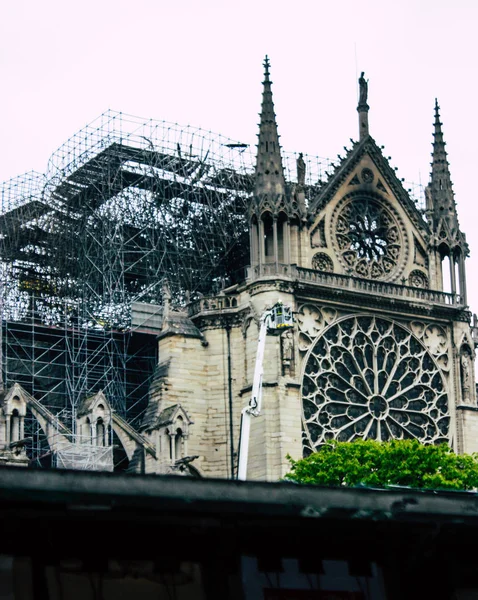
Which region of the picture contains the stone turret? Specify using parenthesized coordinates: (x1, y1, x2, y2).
(249, 57, 303, 274)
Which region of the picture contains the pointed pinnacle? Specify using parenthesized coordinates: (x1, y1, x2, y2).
(434, 98, 443, 135)
(255, 56, 285, 197)
(263, 55, 270, 82)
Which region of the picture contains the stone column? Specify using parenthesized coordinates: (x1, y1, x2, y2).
(170, 431, 176, 463)
(458, 254, 467, 304)
(183, 434, 189, 457)
(449, 256, 457, 296)
(273, 217, 278, 272)
(91, 422, 97, 446)
(284, 220, 291, 265)
(5, 416, 10, 446)
(259, 219, 265, 272)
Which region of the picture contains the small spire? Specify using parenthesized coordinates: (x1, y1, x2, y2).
(254, 56, 286, 197)
(428, 99, 455, 215)
(426, 99, 465, 250)
(357, 71, 370, 140)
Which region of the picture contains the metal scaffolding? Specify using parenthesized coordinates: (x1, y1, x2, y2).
(0, 109, 425, 465)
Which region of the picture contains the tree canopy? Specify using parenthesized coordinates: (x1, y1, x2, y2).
(284, 439, 478, 491)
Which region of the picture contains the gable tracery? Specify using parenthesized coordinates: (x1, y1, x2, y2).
(330, 192, 408, 281)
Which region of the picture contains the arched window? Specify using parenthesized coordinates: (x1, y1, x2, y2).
(175, 428, 183, 460)
(10, 409, 20, 443)
(96, 418, 105, 447)
(262, 213, 274, 263)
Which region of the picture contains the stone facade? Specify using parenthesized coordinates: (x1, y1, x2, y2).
(1, 59, 476, 479)
(138, 59, 476, 479)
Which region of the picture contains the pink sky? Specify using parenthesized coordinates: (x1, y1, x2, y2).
(1, 0, 477, 314)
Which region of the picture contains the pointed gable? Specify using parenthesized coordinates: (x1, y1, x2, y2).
(308, 136, 429, 236)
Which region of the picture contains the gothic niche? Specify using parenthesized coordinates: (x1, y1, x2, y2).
(332, 195, 406, 280)
(460, 347, 473, 405)
(409, 270, 429, 289)
(281, 330, 295, 376)
(302, 316, 449, 454)
(312, 252, 333, 273)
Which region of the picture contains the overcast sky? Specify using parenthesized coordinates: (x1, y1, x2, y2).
(1, 0, 477, 313)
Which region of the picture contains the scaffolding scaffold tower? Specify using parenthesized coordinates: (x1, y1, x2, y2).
(0, 109, 425, 466)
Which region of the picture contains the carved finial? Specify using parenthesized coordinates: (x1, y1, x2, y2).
(263, 55, 270, 82)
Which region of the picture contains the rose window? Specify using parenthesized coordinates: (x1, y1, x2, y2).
(332, 196, 406, 280)
(302, 316, 449, 454)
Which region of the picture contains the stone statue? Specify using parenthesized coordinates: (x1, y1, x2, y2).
(297, 153, 306, 187)
(281, 330, 294, 376)
(461, 353, 471, 404)
(358, 72, 368, 106)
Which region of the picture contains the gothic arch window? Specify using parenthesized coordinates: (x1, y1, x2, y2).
(96, 418, 105, 447)
(262, 212, 274, 262)
(175, 428, 183, 460)
(302, 316, 449, 454)
(10, 409, 20, 443)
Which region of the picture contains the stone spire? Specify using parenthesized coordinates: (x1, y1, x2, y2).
(426, 99, 468, 302)
(254, 56, 286, 198)
(357, 71, 370, 140)
(426, 99, 463, 244)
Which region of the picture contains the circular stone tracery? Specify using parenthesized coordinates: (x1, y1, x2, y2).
(332, 195, 407, 281)
(301, 316, 449, 454)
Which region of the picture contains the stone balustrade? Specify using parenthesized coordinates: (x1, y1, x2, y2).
(247, 264, 462, 307)
(294, 266, 462, 306)
(188, 265, 463, 317)
(187, 294, 239, 316)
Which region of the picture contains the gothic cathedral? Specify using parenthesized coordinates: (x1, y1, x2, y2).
(144, 57, 476, 480)
(2, 58, 475, 479)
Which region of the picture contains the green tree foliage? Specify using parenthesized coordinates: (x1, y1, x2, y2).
(285, 440, 478, 490)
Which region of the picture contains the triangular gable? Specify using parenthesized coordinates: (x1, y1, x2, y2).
(308, 136, 430, 236)
(0, 383, 29, 414)
(77, 390, 112, 418)
(145, 403, 194, 432)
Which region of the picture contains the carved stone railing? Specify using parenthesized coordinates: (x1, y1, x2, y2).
(294, 267, 462, 306)
(188, 294, 240, 316)
(247, 263, 295, 280)
(188, 266, 463, 316)
(247, 263, 463, 307)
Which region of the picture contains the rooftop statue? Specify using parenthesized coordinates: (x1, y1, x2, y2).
(297, 152, 306, 187)
(358, 71, 368, 107)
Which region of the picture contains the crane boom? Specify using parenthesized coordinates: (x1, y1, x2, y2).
(237, 302, 293, 481)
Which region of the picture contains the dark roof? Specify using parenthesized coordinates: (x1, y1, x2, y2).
(77, 391, 109, 418)
(159, 311, 203, 339)
(1, 466, 478, 525)
(156, 404, 179, 427)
